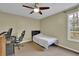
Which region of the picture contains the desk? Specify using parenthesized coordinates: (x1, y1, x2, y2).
(0, 35, 6, 56)
(0, 35, 15, 56)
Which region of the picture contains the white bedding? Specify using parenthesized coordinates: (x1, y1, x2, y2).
(33, 33, 58, 49)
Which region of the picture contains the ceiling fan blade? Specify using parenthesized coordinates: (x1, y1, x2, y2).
(39, 7, 50, 10)
(23, 5, 34, 9)
(30, 11, 34, 14)
(39, 11, 42, 15)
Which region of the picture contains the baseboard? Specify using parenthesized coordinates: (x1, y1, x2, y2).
(57, 44, 79, 54)
(20, 40, 32, 44)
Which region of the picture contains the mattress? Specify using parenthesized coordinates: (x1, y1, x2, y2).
(33, 33, 58, 49)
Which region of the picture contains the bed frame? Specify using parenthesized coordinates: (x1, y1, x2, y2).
(32, 30, 58, 49)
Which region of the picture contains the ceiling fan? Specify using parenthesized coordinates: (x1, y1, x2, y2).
(23, 3, 50, 15)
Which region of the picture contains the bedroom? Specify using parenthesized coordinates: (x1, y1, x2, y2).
(0, 3, 79, 56)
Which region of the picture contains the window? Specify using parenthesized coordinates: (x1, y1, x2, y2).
(68, 11, 79, 42)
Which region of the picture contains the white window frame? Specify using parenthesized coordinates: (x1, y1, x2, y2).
(67, 11, 79, 42)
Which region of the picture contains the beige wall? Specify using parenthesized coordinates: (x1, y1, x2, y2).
(0, 12, 40, 43)
(40, 12, 79, 52)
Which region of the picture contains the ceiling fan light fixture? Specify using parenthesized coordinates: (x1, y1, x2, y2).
(34, 8, 39, 13)
(23, 3, 50, 15)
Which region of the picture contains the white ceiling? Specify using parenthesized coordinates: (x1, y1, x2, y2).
(0, 3, 78, 20)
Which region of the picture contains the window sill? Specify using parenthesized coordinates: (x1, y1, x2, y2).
(68, 39, 79, 42)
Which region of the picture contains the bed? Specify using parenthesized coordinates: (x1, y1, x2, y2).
(32, 31, 58, 49)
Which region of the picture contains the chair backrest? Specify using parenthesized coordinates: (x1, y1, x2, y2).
(18, 30, 25, 42)
(5, 28, 13, 39)
(7, 28, 13, 36)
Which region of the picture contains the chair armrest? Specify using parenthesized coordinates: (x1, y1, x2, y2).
(11, 36, 16, 39)
(10, 36, 17, 42)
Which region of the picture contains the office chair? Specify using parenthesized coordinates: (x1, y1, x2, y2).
(2, 28, 16, 56)
(13, 30, 25, 50)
